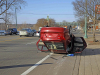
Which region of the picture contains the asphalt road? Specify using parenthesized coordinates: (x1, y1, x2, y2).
(0, 35, 50, 75)
(0, 29, 96, 75)
(71, 29, 84, 37)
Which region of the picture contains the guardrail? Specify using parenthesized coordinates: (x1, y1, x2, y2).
(0, 30, 5, 35)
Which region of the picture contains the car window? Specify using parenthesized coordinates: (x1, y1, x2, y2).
(29, 29, 32, 31)
(33, 30, 35, 31)
(32, 30, 36, 32)
(21, 29, 28, 31)
(28, 29, 31, 32)
(44, 42, 65, 50)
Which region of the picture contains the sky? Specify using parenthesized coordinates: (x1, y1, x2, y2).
(16, 0, 77, 24)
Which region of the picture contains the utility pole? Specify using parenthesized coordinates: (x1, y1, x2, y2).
(15, 8, 17, 29)
(5, 0, 7, 30)
(84, 0, 88, 38)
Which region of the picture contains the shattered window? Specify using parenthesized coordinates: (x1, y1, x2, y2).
(44, 42, 65, 50)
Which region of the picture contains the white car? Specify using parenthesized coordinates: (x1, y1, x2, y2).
(19, 28, 34, 37)
(35, 31, 40, 36)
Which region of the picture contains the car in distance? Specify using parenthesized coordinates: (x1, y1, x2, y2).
(16, 31, 19, 35)
(19, 28, 34, 37)
(72, 28, 76, 31)
(6, 28, 18, 35)
(32, 29, 36, 36)
(32, 29, 36, 32)
(0, 30, 6, 35)
(35, 31, 40, 36)
(4, 30, 11, 35)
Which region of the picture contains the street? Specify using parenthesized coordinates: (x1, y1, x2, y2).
(0, 0, 100, 75)
(0, 29, 100, 75)
(0, 35, 50, 75)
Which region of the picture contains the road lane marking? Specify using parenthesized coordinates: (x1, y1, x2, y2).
(5, 40, 12, 41)
(18, 38, 27, 39)
(26, 41, 37, 45)
(21, 53, 53, 75)
(0, 41, 4, 42)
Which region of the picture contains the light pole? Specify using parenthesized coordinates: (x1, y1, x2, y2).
(15, 8, 17, 29)
(15, 6, 21, 29)
(84, 0, 88, 38)
(0, 18, 4, 30)
(46, 15, 49, 26)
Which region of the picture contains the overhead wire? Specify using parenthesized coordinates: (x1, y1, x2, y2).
(19, 13, 74, 15)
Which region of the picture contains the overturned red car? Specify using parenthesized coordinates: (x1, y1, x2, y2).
(36, 27, 87, 54)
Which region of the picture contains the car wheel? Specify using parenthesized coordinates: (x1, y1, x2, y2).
(32, 33, 34, 36)
(26, 35, 28, 37)
(20, 35, 22, 37)
(28, 34, 30, 37)
(10, 33, 12, 35)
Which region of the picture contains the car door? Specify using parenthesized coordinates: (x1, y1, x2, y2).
(72, 37, 87, 53)
(30, 29, 34, 35)
(29, 29, 33, 35)
(26, 29, 30, 35)
(27, 29, 31, 36)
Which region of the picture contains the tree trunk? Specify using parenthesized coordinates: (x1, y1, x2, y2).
(93, 11, 97, 42)
(93, 25, 96, 42)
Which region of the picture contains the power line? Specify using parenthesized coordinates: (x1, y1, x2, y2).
(19, 13, 74, 15)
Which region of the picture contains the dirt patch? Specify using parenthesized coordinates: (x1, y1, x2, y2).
(88, 41, 100, 45)
(85, 38, 100, 45)
(86, 40, 100, 45)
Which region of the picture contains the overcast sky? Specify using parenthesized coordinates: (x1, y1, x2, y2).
(13, 0, 77, 24)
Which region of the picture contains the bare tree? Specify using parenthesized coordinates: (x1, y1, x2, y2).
(18, 22, 28, 31)
(35, 18, 56, 30)
(0, 0, 26, 15)
(77, 17, 85, 27)
(98, 17, 100, 20)
(72, 0, 100, 19)
(0, 0, 26, 30)
(72, 0, 100, 42)
(49, 19, 56, 27)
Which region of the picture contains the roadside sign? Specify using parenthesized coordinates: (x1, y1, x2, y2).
(95, 5, 100, 14)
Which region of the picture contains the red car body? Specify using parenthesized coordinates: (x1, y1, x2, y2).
(36, 27, 87, 54)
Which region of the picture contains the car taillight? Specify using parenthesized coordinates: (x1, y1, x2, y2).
(57, 36, 60, 39)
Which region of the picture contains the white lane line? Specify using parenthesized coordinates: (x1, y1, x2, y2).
(21, 53, 53, 75)
(26, 41, 37, 45)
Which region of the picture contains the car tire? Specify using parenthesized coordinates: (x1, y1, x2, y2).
(28, 34, 30, 37)
(20, 35, 22, 37)
(32, 33, 34, 36)
(10, 33, 12, 35)
(26, 35, 28, 37)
